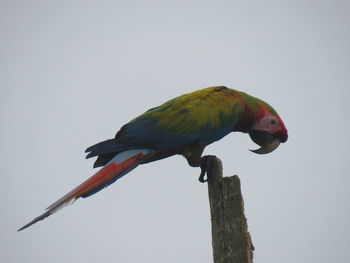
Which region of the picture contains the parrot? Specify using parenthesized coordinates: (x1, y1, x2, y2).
(18, 86, 288, 231)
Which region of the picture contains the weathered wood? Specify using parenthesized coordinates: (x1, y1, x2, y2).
(206, 156, 254, 263)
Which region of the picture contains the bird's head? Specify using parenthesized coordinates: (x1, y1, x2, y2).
(237, 92, 288, 154)
(249, 110, 288, 154)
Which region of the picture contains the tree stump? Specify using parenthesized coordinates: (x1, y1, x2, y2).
(205, 155, 254, 263)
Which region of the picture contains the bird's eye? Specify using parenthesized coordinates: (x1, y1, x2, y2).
(270, 119, 277, 125)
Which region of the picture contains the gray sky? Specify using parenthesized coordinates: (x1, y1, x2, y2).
(1, 0, 349, 262)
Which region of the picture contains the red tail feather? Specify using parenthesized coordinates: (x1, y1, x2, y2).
(18, 149, 153, 231)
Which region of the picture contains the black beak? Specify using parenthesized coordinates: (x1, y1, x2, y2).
(249, 130, 281, 154)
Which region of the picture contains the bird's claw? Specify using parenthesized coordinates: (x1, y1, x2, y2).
(199, 167, 207, 183)
(198, 155, 215, 183)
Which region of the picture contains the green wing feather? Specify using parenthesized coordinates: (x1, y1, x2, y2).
(116, 86, 244, 149)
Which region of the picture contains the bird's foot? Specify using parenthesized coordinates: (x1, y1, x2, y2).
(198, 155, 216, 183)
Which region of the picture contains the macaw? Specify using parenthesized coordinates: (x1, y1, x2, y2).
(18, 86, 288, 231)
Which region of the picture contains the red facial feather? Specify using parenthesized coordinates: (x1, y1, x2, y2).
(253, 106, 288, 143)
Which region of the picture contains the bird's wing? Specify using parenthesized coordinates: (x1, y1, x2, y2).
(116, 86, 244, 149)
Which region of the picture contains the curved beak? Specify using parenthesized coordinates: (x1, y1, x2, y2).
(249, 130, 281, 154)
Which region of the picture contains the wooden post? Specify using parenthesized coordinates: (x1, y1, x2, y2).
(205, 156, 254, 263)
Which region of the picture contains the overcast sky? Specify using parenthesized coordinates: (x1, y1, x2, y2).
(1, 1, 349, 262)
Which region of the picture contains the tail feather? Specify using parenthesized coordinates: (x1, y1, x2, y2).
(85, 139, 117, 154)
(85, 139, 141, 159)
(18, 149, 154, 231)
(92, 153, 116, 168)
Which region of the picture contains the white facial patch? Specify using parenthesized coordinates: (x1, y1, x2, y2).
(252, 114, 280, 133)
